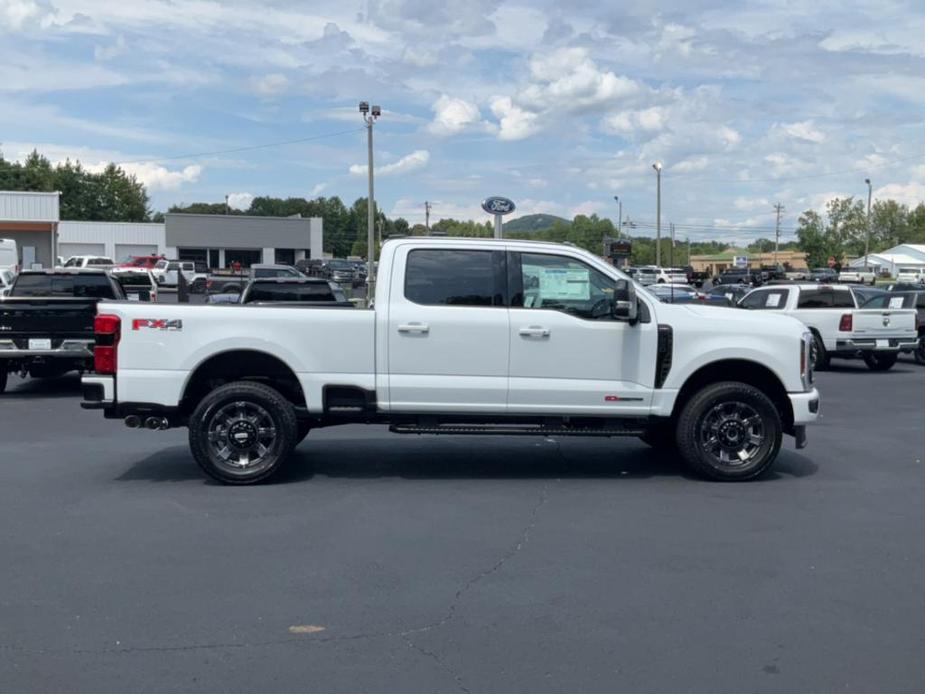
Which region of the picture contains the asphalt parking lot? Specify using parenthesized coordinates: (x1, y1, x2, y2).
(2, 359, 925, 693)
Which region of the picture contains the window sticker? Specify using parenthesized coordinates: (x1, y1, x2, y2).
(889, 297, 905, 309)
(765, 293, 782, 307)
(523, 264, 591, 302)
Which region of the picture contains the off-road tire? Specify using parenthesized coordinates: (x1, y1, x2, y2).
(189, 381, 298, 484)
(676, 381, 782, 481)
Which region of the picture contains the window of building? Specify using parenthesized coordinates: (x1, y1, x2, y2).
(274, 248, 295, 266)
(178, 248, 208, 265)
(224, 249, 262, 269)
(404, 249, 503, 307)
(208, 249, 220, 269)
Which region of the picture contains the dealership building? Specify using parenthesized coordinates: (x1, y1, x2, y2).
(0, 190, 323, 269)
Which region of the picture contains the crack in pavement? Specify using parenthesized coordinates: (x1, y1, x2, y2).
(401, 633, 472, 694)
(0, 480, 554, 664)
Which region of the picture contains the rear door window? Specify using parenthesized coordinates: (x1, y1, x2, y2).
(404, 249, 504, 307)
(797, 289, 831, 308)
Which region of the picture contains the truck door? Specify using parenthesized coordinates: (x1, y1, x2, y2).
(506, 250, 655, 415)
(386, 246, 509, 413)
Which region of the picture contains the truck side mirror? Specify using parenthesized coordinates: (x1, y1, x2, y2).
(612, 279, 638, 323)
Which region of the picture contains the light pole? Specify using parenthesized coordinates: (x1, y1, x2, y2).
(652, 162, 662, 266)
(613, 195, 622, 239)
(864, 178, 872, 268)
(359, 101, 381, 304)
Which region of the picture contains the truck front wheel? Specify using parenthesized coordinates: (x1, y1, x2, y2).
(189, 381, 298, 484)
(676, 382, 782, 481)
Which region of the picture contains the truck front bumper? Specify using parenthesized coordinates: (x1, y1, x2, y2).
(81, 374, 114, 409)
(788, 388, 820, 450)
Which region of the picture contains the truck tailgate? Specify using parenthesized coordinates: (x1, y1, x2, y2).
(0, 298, 98, 341)
(852, 308, 917, 337)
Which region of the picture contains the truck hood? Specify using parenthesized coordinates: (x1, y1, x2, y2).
(666, 303, 807, 336)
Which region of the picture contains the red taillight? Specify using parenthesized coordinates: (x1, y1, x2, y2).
(838, 313, 853, 332)
(94, 314, 121, 375)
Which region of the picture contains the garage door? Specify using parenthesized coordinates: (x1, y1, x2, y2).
(115, 244, 158, 262)
(59, 243, 105, 258)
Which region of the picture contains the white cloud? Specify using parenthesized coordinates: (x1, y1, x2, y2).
(525, 47, 640, 111)
(733, 196, 771, 212)
(117, 163, 202, 191)
(670, 156, 709, 174)
(0, 0, 49, 30)
(428, 95, 482, 136)
(309, 183, 327, 197)
(350, 149, 430, 177)
(226, 192, 253, 210)
(781, 120, 827, 143)
(250, 73, 289, 97)
(873, 182, 925, 208)
(489, 96, 538, 141)
(602, 106, 667, 137)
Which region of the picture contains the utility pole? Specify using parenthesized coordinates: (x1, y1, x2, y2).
(225, 194, 230, 215)
(652, 162, 662, 266)
(773, 202, 784, 267)
(613, 196, 622, 239)
(425, 201, 432, 234)
(359, 101, 381, 304)
(669, 222, 675, 267)
(864, 178, 872, 267)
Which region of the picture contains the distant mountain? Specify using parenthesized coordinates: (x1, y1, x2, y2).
(503, 213, 570, 233)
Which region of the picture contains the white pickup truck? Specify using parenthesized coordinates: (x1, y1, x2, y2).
(82, 238, 820, 484)
(837, 267, 876, 285)
(738, 283, 918, 371)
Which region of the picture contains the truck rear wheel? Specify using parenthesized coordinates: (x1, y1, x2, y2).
(189, 381, 298, 484)
(863, 352, 897, 371)
(914, 339, 925, 365)
(676, 382, 782, 481)
(0, 366, 7, 394)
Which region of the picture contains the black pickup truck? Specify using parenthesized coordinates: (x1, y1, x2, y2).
(0, 270, 124, 393)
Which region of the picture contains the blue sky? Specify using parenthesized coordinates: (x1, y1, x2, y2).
(3, 0, 925, 243)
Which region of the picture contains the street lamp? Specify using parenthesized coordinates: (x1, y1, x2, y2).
(613, 195, 622, 239)
(652, 162, 662, 266)
(360, 101, 381, 304)
(864, 178, 872, 268)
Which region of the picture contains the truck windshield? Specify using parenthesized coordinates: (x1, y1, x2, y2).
(12, 274, 118, 298)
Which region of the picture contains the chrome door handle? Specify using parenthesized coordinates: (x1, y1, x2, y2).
(398, 322, 430, 334)
(519, 326, 550, 338)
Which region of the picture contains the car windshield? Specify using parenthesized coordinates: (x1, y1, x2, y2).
(328, 260, 354, 270)
(115, 273, 152, 287)
(154, 260, 168, 269)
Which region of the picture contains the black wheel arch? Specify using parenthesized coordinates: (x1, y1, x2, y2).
(180, 349, 306, 415)
(671, 359, 794, 435)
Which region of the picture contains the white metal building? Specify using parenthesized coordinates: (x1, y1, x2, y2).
(0, 191, 60, 268)
(849, 244, 925, 275)
(57, 221, 167, 262)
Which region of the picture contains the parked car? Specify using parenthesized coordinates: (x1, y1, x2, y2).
(205, 264, 304, 294)
(82, 237, 820, 484)
(644, 284, 702, 303)
(239, 278, 351, 306)
(860, 291, 925, 364)
(896, 268, 925, 284)
(809, 267, 838, 283)
(320, 259, 360, 285)
(684, 266, 710, 288)
(0, 268, 14, 297)
(0, 238, 19, 273)
(62, 255, 115, 269)
(295, 258, 325, 276)
(633, 267, 658, 285)
(885, 282, 925, 293)
(714, 268, 759, 286)
(151, 260, 209, 291)
(737, 283, 917, 371)
(838, 267, 877, 285)
(110, 268, 158, 302)
(709, 284, 752, 306)
(119, 255, 165, 270)
(0, 269, 125, 393)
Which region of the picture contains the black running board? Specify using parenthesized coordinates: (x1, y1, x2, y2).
(389, 423, 646, 437)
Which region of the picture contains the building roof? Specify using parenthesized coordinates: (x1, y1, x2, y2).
(850, 253, 925, 267)
(0, 191, 60, 223)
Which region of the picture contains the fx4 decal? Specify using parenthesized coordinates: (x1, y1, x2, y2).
(132, 318, 183, 331)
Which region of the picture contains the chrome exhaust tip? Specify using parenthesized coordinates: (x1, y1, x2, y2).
(145, 416, 169, 431)
(125, 415, 141, 429)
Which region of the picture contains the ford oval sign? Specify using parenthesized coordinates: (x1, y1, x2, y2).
(481, 196, 516, 216)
